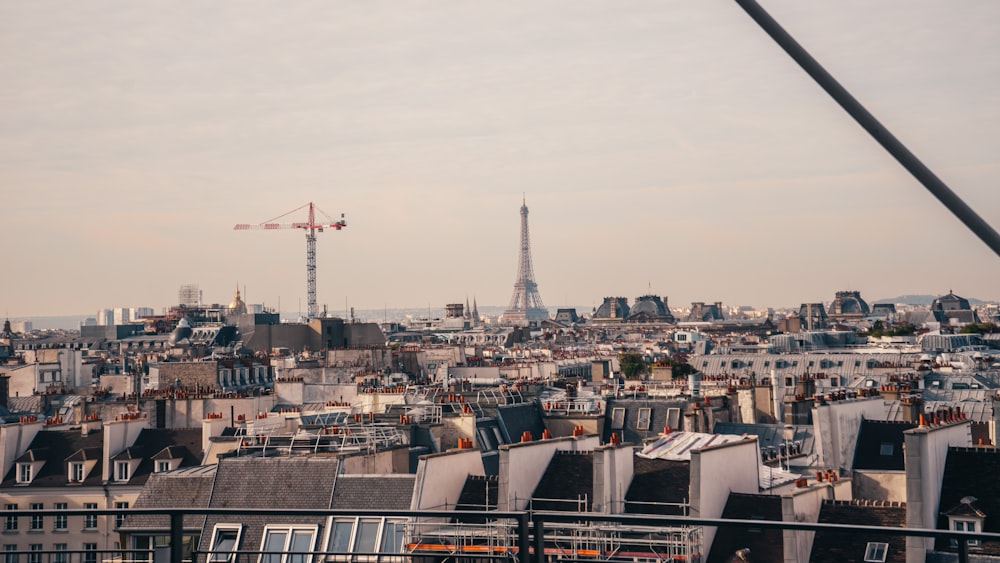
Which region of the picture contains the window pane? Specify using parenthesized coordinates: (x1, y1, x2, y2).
(380, 521, 405, 553)
(288, 530, 314, 563)
(261, 530, 286, 563)
(210, 530, 239, 563)
(328, 521, 354, 553)
(355, 520, 380, 553)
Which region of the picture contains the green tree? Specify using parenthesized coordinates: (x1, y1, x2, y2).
(619, 352, 648, 379)
(960, 322, 996, 334)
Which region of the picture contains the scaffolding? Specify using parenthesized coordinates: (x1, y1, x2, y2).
(234, 424, 406, 456)
(406, 516, 702, 563)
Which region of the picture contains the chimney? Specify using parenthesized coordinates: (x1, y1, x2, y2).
(0, 375, 8, 410)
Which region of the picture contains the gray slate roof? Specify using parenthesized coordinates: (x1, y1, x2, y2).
(330, 475, 415, 510)
(198, 457, 340, 556)
(119, 465, 217, 531)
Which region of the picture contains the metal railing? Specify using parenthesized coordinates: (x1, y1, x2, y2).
(2, 508, 998, 563)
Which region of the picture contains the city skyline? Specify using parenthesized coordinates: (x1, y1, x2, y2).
(3, 1, 999, 318)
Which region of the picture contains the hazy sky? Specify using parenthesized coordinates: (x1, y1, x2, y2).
(3, 1, 999, 319)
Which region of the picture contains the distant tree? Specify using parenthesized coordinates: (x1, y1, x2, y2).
(619, 352, 648, 379)
(960, 322, 996, 334)
(869, 323, 916, 338)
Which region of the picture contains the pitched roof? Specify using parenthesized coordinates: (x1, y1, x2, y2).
(935, 447, 1000, 554)
(496, 403, 547, 446)
(199, 456, 340, 556)
(603, 398, 689, 444)
(330, 475, 415, 510)
(455, 474, 499, 512)
(118, 465, 217, 531)
(1, 428, 105, 487)
(809, 500, 906, 563)
(706, 493, 783, 563)
(110, 428, 204, 486)
(625, 457, 689, 515)
(531, 451, 593, 512)
(852, 420, 915, 471)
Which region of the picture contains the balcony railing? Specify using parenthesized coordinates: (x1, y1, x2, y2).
(2, 508, 998, 563)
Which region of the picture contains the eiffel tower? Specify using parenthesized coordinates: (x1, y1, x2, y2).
(503, 197, 549, 323)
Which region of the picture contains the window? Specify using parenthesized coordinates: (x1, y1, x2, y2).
(610, 408, 625, 430)
(16, 465, 31, 484)
(4, 505, 16, 532)
(328, 520, 354, 555)
(157, 461, 171, 473)
(354, 520, 380, 553)
(324, 518, 406, 561)
(259, 526, 317, 563)
(84, 503, 98, 530)
(208, 525, 242, 563)
(53, 504, 67, 531)
(952, 519, 981, 548)
(863, 542, 888, 562)
(666, 407, 681, 430)
(879, 443, 894, 456)
(379, 520, 405, 554)
(83, 544, 97, 563)
(4, 545, 17, 563)
(69, 463, 84, 483)
(28, 505, 42, 531)
(27, 546, 40, 563)
(115, 502, 129, 528)
(636, 408, 652, 431)
(54, 544, 66, 563)
(115, 462, 130, 482)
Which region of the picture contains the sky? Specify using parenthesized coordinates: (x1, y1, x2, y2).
(2, 1, 999, 319)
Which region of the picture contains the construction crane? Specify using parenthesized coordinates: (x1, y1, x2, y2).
(234, 202, 347, 320)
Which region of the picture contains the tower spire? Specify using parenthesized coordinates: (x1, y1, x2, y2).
(503, 198, 548, 323)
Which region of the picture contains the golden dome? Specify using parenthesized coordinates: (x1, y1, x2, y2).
(228, 286, 247, 315)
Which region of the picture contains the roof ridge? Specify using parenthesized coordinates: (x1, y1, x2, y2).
(824, 499, 906, 508)
(950, 446, 1000, 454)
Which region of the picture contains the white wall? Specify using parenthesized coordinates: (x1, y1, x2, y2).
(498, 435, 600, 511)
(780, 480, 848, 563)
(812, 397, 886, 470)
(690, 438, 760, 555)
(853, 470, 906, 502)
(0, 421, 43, 481)
(412, 449, 485, 511)
(592, 444, 634, 513)
(102, 417, 147, 481)
(149, 395, 279, 429)
(904, 420, 972, 563)
(202, 417, 229, 457)
(5, 364, 37, 398)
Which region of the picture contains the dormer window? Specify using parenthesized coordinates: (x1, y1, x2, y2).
(115, 461, 130, 482)
(69, 462, 84, 483)
(949, 518, 983, 548)
(943, 495, 985, 550)
(16, 463, 32, 484)
(157, 461, 171, 473)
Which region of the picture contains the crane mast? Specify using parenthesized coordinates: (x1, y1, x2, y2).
(234, 202, 347, 320)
